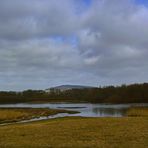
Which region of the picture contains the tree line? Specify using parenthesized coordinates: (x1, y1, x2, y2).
(0, 83, 148, 104)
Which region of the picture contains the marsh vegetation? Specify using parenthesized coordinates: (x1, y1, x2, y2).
(127, 107, 148, 117)
(0, 108, 78, 124)
(0, 106, 147, 147)
(0, 115, 148, 147)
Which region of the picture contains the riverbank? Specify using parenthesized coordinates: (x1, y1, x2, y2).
(0, 108, 79, 124)
(0, 107, 147, 147)
(127, 107, 148, 117)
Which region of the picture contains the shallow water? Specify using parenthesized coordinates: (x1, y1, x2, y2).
(0, 103, 148, 118)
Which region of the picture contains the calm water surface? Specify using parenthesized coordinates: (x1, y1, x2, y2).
(0, 103, 148, 118)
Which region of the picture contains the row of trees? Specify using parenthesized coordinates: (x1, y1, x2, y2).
(0, 83, 148, 104)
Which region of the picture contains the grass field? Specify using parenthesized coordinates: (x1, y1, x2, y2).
(0, 107, 147, 148)
(127, 107, 148, 117)
(0, 117, 148, 148)
(0, 108, 78, 124)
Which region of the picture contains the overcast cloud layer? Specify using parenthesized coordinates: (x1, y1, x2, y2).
(0, 0, 148, 90)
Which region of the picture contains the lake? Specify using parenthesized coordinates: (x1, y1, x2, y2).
(0, 103, 148, 119)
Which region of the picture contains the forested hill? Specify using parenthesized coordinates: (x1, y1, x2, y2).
(0, 83, 148, 104)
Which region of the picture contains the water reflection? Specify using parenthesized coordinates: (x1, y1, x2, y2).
(92, 107, 127, 117)
(0, 103, 147, 118)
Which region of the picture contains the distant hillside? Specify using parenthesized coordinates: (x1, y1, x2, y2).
(45, 85, 96, 92)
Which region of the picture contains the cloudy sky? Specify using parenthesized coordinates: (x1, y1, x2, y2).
(0, 0, 148, 90)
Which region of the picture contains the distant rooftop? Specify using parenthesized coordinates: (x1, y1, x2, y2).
(45, 85, 96, 92)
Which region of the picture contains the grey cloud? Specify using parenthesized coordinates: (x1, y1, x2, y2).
(0, 0, 148, 90)
(0, 0, 78, 40)
(0, 39, 82, 70)
(78, 0, 148, 78)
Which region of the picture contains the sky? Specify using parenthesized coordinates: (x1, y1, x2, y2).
(0, 0, 148, 91)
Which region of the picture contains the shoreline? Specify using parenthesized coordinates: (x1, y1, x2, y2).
(0, 108, 79, 125)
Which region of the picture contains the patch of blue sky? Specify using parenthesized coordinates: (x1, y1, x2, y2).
(52, 36, 64, 44)
(82, 0, 92, 7)
(134, 0, 148, 6)
(74, 0, 92, 15)
(52, 35, 78, 47)
(67, 35, 78, 47)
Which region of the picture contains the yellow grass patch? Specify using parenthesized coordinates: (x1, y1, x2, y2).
(127, 107, 148, 117)
(0, 108, 78, 124)
(0, 117, 148, 148)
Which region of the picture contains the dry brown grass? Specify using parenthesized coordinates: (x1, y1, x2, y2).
(127, 107, 148, 117)
(0, 107, 147, 147)
(0, 116, 147, 148)
(0, 108, 78, 124)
